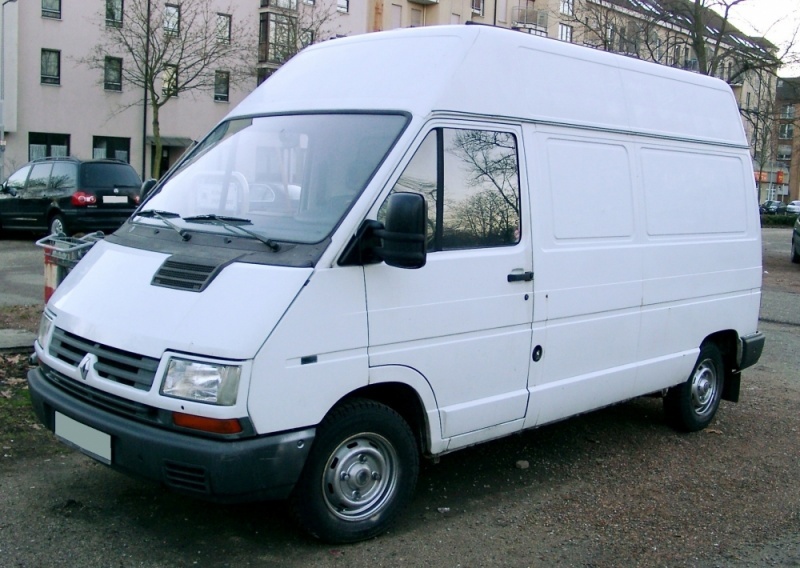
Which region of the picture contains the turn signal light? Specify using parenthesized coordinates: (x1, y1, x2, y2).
(172, 412, 243, 434)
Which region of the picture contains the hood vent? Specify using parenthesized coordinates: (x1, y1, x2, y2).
(152, 258, 219, 292)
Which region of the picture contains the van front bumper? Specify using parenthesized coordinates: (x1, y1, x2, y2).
(27, 366, 315, 503)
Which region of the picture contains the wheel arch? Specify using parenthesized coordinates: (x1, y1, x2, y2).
(702, 329, 739, 402)
(330, 365, 443, 456)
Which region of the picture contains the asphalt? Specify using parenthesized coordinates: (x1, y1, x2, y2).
(0, 289, 793, 354)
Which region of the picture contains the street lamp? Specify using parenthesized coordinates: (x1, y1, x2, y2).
(1, 0, 18, 183)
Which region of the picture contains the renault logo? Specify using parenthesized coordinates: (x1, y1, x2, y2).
(78, 353, 97, 381)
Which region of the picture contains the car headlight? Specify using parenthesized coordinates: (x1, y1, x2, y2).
(37, 312, 54, 349)
(161, 358, 241, 406)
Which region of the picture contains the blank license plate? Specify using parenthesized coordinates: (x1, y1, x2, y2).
(102, 195, 128, 204)
(55, 412, 111, 464)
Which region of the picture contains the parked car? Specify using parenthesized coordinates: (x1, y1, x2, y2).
(787, 200, 800, 215)
(793, 216, 800, 264)
(0, 157, 141, 235)
(760, 200, 788, 214)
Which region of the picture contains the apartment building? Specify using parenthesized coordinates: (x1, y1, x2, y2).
(775, 77, 800, 203)
(0, 0, 256, 182)
(1, 0, 782, 188)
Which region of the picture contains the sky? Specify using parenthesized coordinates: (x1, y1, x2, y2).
(716, 0, 800, 76)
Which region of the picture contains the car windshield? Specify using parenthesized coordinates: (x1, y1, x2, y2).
(137, 113, 408, 244)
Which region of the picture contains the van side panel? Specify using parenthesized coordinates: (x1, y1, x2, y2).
(524, 126, 760, 429)
(525, 127, 643, 427)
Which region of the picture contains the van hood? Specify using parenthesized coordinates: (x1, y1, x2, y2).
(47, 240, 312, 360)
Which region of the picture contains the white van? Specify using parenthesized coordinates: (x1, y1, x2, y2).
(28, 25, 765, 543)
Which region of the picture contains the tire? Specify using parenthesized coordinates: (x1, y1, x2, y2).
(664, 343, 724, 432)
(289, 398, 419, 543)
(792, 236, 800, 264)
(49, 214, 66, 236)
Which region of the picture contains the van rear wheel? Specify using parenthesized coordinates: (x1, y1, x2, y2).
(49, 214, 66, 236)
(288, 398, 419, 543)
(664, 343, 724, 432)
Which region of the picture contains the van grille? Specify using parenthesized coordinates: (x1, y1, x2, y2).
(49, 327, 159, 390)
(163, 461, 210, 494)
(152, 260, 217, 292)
(41, 365, 162, 424)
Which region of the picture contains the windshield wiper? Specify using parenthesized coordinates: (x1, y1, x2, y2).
(183, 214, 280, 252)
(136, 209, 191, 241)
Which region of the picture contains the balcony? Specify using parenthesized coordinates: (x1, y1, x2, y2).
(512, 7, 548, 36)
(408, 0, 438, 4)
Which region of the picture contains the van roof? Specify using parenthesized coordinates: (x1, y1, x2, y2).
(232, 25, 746, 147)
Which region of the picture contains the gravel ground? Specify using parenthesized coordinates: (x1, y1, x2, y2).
(0, 228, 798, 567)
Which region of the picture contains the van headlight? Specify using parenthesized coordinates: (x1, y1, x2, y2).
(37, 312, 54, 349)
(161, 358, 241, 406)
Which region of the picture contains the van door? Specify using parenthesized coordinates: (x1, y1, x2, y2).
(18, 162, 54, 230)
(364, 125, 533, 441)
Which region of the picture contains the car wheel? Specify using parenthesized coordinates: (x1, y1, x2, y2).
(664, 343, 724, 432)
(288, 398, 419, 543)
(49, 214, 66, 236)
(792, 237, 800, 264)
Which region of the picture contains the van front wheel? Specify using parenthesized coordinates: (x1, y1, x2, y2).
(664, 343, 724, 432)
(289, 399, 419, 543)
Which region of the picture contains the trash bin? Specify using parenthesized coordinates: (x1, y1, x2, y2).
(35, 232, 104, 302)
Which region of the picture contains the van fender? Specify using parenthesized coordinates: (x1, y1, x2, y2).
(368, 365, 447, 455)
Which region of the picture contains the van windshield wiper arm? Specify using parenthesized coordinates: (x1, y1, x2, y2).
(183, 214, 280, 252)
(135, 209, 191, 241)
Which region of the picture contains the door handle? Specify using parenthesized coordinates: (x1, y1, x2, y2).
(507, 271, 533, 283)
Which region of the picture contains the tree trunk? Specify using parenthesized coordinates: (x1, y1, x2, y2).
(151, 102, 162, 179)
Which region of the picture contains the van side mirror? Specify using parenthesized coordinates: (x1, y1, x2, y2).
(338, 192, 427, 269)
(377, 192, 427, 268)
(140, 178, 158, 200)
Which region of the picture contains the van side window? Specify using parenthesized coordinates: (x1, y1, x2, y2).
(50, 162, 78, 194)
(388, 127, 521, 251)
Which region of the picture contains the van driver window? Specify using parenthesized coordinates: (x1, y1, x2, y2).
(387, 127, 521, 251)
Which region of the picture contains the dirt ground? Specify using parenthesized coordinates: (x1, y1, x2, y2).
(0, 230, 799, 567)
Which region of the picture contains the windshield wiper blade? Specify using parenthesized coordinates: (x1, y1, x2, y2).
(136, 209, 191, 241)
(183, 214, 280, 252)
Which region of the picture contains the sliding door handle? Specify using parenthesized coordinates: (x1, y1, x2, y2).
(507, 271, 533, 283)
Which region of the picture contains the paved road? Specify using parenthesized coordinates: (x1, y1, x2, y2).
(0, 236, 44, 306)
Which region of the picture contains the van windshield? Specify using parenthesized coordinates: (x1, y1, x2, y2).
(137, 113, 408, 244)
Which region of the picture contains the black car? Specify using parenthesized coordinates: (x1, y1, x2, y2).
(760, 200, 788, 215)
(0, 157, 142, 235)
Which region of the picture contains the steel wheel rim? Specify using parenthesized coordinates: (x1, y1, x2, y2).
(691, 358, 718, 417)
(322, 432, 399, 522)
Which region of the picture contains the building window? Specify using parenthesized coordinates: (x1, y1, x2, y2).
(259, 12, 297, 64)
(41, 49, 61, 85)
(162, 64, 178, 96)
(214, 71, 230, 102)
(559, 0, 574, 16)
(778, 145, 792, 161)
(93, 136, 131, 162)
(216, 13, 232, 43)
(164, 4, 180, 36)
(781, 104, 795, 119)
(779, 123, 794, 139)
(257, 68, 274, 86)
(471, 0, 484, 16)
(410, 8, 422, 27)
(337, 0, 349, 13)
(266, 0, 298, 9)
(106, 0, 123, 27)
(558, 24, 573, 43)
(29, 132, 70, 160)
(42, 0, 61, 19)
(104, 57, 122, 91)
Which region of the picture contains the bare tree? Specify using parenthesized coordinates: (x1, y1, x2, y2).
(82, 0, 255, 178)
